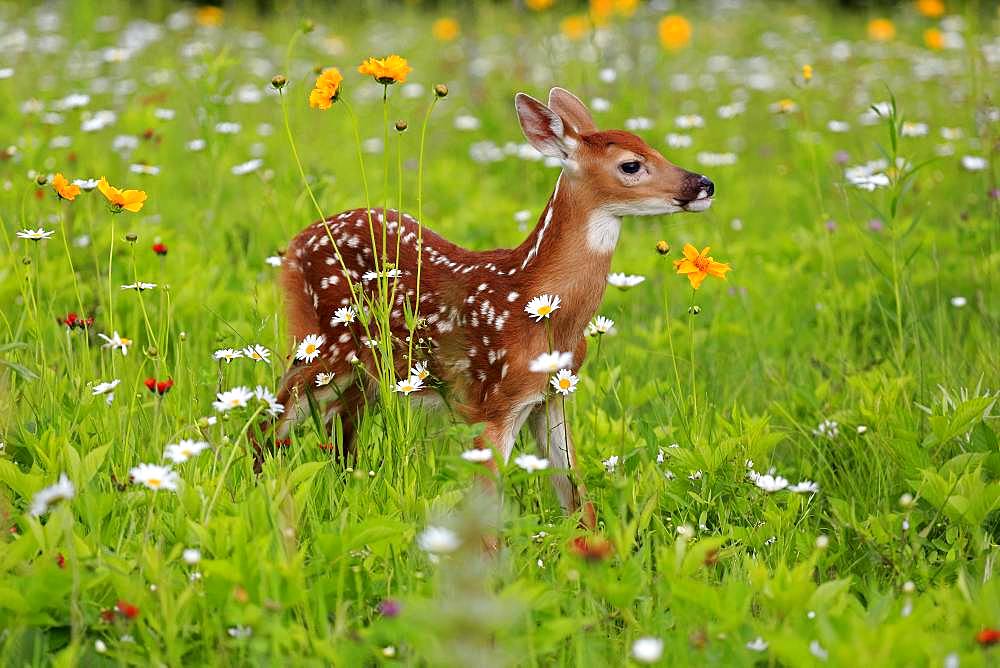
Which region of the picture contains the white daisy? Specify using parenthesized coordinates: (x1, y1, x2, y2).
(315, 372, 336, 387)
(253, 386, 285, 417)
(412, 361, 430, 380)
(950, 296, 967, 308)
(163, 439, 210, 464)
(265, 255, 283, 267)
(961, 155, 986, 172)
(92, 379, 120, 405)
(789, 480, 819, 494)
(755, 474, 789, 492)
(524, 294, 561, 322)
(529, 351, 573, 373)
(242, 344, 270, 362)
(417, 526, 461, 554)
(212, 386, 254, 412)
(130, 463, 179, 492)
(17, 228, 55, 241)
(394, 375, 423, 395)
(460, 448, 493, 462)
(182, 548, 201, 565)
(602, 455, 619, 473)
(675, 114, 705, 128)
(295, 334, 325, 363)
(746, 637, 769, 652)
(98, 331, 132, 356)
(120, 282, 157, 292)
(900, 121, 928, 137)
(586, 315, 616, 336)
(213, 348, 243, 363)
(73, 178, 99, 191)
(550, 369, 579, 396)
(631, 637, 664, 664)
(514, 454, 549, 472)
(29, 473, 75, 516)
(813, 419, 839, 439)
(607, 272, 646, 289)
(330, 306, 357, 327)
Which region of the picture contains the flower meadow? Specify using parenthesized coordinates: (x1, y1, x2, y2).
(0, 1, 998, 665)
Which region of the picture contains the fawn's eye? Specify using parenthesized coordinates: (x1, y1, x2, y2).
(619, 161, 641, 175)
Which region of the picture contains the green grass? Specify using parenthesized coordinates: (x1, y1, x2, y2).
(0, 1, 998, 665)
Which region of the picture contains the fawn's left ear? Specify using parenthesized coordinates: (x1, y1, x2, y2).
(548, 87, 597, 136)
(514, 92, 578, 159)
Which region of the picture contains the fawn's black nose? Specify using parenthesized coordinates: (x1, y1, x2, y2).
(698, 176, 715, 197)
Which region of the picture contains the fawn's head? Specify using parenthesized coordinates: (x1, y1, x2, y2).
(515, 87, 714, 217)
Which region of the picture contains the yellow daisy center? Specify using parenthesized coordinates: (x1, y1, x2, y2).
(148, 478, 161, 488)
(538, 305, 551, 315)
(306, 344, 317, 354)
(559, 378, 571, 389)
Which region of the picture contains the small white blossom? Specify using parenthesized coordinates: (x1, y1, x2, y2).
(602, 455, 619, 473)
(315, 372, 336, 387)
(746, 637, 769, 652)
(631, 637, 664, 664)
(789, 480, 819, 494)
(16, 228, 55, 241)
(461, 448, 493, 462)
(213, 386, 254, 412)
(29, 473, 75, 516)
(417, 526, 460, 554)
(394, 375, 423, 395)
(524, 294, 561, 321)
(295, 334, 325, 363)
(514, 454, 549, 472)
(330, 306, 357, 327)
(755, 474, 789, 492)
(529, 351, 573, 374)
(550, 369, 579, 395)
(214, 348, 243, 363)
(164, 439, 209, 463)
(130, 463, 179, 492)
(242, 344, 270, 362)
(607, 272, 646, 289)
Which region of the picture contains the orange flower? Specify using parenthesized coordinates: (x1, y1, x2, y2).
(916, 0, 945, 18)
(802, 64, 813, 82)
(658, 15, 692, 51)
(615, 0, 639, 17)
(195, 6, 224, 27)
(97, 177, 147, 213)
(867, 18, 896, 42)
(923, 27, 944, 50)
(52, 173, 80, 201)
(590, 0, 614, 25)
(673, 244, 731, 289)
(432, 17, 460, 42)
(357, 55, 412, 85)
(309, 68, 343, 110)
(525, 0, 555, 10)
(560, 15, 589, 41)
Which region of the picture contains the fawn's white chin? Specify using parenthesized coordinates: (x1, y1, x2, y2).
(683, 197, 713, 212)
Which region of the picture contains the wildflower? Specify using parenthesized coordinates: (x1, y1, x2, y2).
(253, 386, 285, 417)
(330, 306, 357, 326)
(673, 244, 732, 289)
(961, 156, 987, 172)
(52, 173, 80, 200)
(515, 454, 550, 472)
(130, 463, 179, 492)
(98, 331, 132, 356)
(809, 640, 828, 661)
(602, 455, 619, 472)
(357, 55, 412, 85)
(92, 379, 120, 405)
(813, 419, 839, 439)
(228, 626, 252, 639)
(658, 15, 691, 50)
(461, 448, 493, 462)
(976, 629, 1000, 646)
(265, 256, 282, 267)
(432, 17, 460, 41)
(916, 0, 945, 18)
(116, 600, 140, 619)
(526, 0, 555, 9)
(164, 439, 209, 463)
(770, 98, 799, 114)
(213, 386, 254, 412)
(528, 351, 573, 373)
(901, 121, 928, 137)
(144, 378, 174, 395)
(816, 535, 830, 550)
(417, 526, 460, 553)
(97, 177, 147, 213)
(550, 369, 579, 396)
(195, 5, 224, 26)
(570, 535, 613, 562)
(59, 312, 94, 329)
(525, 294, 561, 321)
(802, 64, 813, 82)
(295, 334, 325, 363)
(607, 272, 646, 289)
(789, 480, 819, 494)
(631, 637, 664, 664)
(95, 640, 107, 653)
(586, 316, 616, 336)
(688, 470, 703, 480)
(315, 371, 335, 387)
(308, 68, 343, 110)
(182, 548, 202, 565)
(411, 361, 431, 381)
(746, 637, 769, 652)
(950, 296, 967, 308)
(923, 28, 944, 50)
(675, 114, 704, 129)
(213, 348, 243, 363)
(560, 15, 590, 41)
(121, 282, 157, 291)
(242, 344, 271, 362)
(29, 473, 75, 516)
(867, 18, 896, 41)
(394, 375, 424, 395)
(16, 228, 55, 241)
(755, 474, 789, 492)
(152, 242, 168, 256)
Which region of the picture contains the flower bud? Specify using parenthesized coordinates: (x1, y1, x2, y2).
(899, 493, 914, 508)
(902, 580, 915, 594)
(434, 83, 449, 98)
(815, 535, 829, 550)
(301, 19, 315, 33)
(35, 174, 48, 186)
(271, 74, 287, 90)
(394, 120, 408, 132)
(687, 305, 701, 315)
(125, 232, 138, 242)
(146, 345, 158, 358)
(22, 257, 31, 265)
(656, 240, 671, 255)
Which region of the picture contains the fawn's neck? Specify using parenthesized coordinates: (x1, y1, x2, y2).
(513, 173, 620, 349)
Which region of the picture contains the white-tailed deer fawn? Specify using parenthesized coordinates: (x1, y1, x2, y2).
(268, 87, 714, 529)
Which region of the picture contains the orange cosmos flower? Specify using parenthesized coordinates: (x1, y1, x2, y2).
(590, 0, 614, 26)
(867, 18, 896, 42)
(308, 68, 343, 110)
(52, 173, 81, 201)
(673, 244, 732, 289)
(560, 15, 590, 41)
(97, 177, 147, 213)
(357, 55, 412, 85)
(916, 0, 945, 18)
(923, 28, 944, 50)
(658, 15, 692, 51)
(432, 17, 460, 42)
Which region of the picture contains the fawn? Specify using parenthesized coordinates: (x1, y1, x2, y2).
(269, 87, 714, 529)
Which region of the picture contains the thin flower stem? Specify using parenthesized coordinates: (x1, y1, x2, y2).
(688, 288, 698, 417)
(202, 406, 265, 523)
(408, 96, 440, 370)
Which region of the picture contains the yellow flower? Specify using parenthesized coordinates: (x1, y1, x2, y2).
(560, 15, 589, 41)
(673, 244, 731, 290)
(195, 6, 224, 27)
(802, 64, 813, 81)
(357, 55, 412, 85)
(916, 0, 945, 18)
(590, 0, 614, 25)
(97, 177, 147, 213)
(432, 17, 460, 42)
(923, 27, 944, 50)
(52, 173, 80, 201)
(308, 68, 343, 110)
(867, 18, 896, 42)
(526, 0, 555, 10)
(658, 15, 691, 51)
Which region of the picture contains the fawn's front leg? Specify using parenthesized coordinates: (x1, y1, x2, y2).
(528, 400, 596, 529)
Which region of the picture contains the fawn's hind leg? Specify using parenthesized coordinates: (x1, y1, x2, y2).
(528, 401, 596, 529)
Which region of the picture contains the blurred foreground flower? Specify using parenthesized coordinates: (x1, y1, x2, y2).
(130, 463, 179, 492)
(658, 15, 691, 50)
(358, 55, 412, 85)
(673, 244, 732, 289)
(631, 636, 664, 663)
(432, 18, 459, 42)
(867, 18, 896, 41)
(417, 526, 460, 554)
(570, 535, 613, 562)
(29, 473, 74, 516)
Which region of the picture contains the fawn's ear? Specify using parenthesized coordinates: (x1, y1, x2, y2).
(515, 92, 576, 159)
(547, 87, 597, 136)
